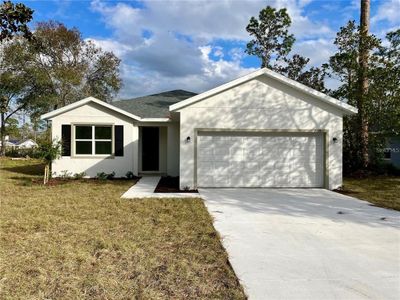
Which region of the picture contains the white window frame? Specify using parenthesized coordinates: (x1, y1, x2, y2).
(72, 124, 114, 157)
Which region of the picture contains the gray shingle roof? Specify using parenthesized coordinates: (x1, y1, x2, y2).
(111, 90, 197, 118)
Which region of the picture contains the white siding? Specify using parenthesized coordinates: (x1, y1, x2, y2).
(50, 102, 180, 178)
(50, 102, 137, 177)
(178, 75, 344, 190)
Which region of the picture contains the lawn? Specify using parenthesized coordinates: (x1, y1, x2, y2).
(341, 176, 400, 211)
(0, 158, 245, 299)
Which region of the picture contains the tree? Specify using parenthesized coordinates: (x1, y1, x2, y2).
(27, 21, 121, 113)
(246, 6, 294, 68)
(372, 30, 400, 136)
(0, 1, 33, 155)
(367, 29, 400, 162)
(326, 20, 399, 172)
(275, 54, 328, 92)
(4, 117, 18, 137)
(357, 0, 370, 168)
(0, 38, 40, 155)
(37, 139, 60, 184)
(246, 6, 327, 91)
(0, 1, 33, 41)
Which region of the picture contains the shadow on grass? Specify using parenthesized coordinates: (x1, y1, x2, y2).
(3, 163, 45, 176)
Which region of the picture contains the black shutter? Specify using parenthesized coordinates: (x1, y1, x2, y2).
(114, 125, 124, 156)
(61, 125, 71, 156)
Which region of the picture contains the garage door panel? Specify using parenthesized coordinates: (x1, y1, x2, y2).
(197, 133, 324, 188)
(214, 161, 230, 175)
(244, 147, 262, 160)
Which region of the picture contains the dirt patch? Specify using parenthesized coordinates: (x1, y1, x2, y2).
(155, 176, 198, 193)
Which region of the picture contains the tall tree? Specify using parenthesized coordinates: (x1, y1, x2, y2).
(0, 39, 40, 155)
(369, 29, 400, 141)
(246, 6, 294, 68)
(0, 1, 33, 155)
(358, 0, 370, 168)
(275, 54, 328, 92)
(326, 21, 399, 172)
(0, 1, 33, 41)
(27, 21, 122, 114)
(246, 6, 327, 91)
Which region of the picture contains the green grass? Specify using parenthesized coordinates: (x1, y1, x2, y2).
(341, 176, 400, 211)
(0, 158, 245, 299)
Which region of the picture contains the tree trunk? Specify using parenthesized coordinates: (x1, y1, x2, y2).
(0, 112, 6, 156)
(358, 0, 370, 169)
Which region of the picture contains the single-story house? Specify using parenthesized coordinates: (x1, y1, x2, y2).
(41, 68, 357, 190)
(15, 139, 38, 149)
(0, 136, 38, 149)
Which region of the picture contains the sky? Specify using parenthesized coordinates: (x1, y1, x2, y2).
(20, 0, 400, 99)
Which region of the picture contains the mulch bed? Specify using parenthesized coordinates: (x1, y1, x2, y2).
(30, 177, 137, 186)
(154, 176, 198, 193)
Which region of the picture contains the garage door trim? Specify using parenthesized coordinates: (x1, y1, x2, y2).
(193, 128, 329, 189)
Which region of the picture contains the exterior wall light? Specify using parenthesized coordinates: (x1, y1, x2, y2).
(186, 136, 191, 143)
(333, 137, 338, 143)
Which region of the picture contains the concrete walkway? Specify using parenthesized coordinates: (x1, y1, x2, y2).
(121, 176, 199, 198)
(200, 188, 400, 300)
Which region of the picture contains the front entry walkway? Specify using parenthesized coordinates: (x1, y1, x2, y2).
(200, 188, 400, 300)
(121, 176, 199, 198)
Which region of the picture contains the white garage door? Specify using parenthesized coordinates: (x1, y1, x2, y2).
(197, 132, 324, 188)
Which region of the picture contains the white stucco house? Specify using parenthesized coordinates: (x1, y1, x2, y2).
(41, 68, 357, 190)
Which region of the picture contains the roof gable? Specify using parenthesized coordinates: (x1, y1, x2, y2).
(41, 97, 143, 121)
(169, 68, 357, 115)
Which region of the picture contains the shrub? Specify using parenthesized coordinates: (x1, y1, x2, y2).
(5, 147, 41, 158)
(96, 172, 108, 180)
(126, 171, 134, 179)
(73, 172, 86, 180)
(59, 170, 72, 179)
(96, 171, 115, 180)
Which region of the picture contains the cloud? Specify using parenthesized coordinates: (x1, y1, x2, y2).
(292, 38, 335, 66)
(89, 0, 338, 98)
(372, 0, 400, 25)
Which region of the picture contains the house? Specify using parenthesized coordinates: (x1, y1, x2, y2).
(41, 68, 357, 190)
(15, 139, 38, 149)
(383, 136, 400, 168)
(0, 136, 18, 148)
(0, 136, 38, 149)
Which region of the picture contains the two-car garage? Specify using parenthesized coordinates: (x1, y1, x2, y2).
(171, 68, 358, 190)
(197, 131, 325, 188)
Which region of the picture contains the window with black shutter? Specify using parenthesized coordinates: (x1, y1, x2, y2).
(114, 125, 124, 156)
(61, 125, 71, 156)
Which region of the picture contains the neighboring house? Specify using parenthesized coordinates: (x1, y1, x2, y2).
(41, 68, 357, 190)
(0, 139, 18, 148)
(15, 139, 38, 149)
(0, 137, 37, 149)
(384, 136, 400, 168)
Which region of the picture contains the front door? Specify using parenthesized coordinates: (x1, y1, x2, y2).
(142, 127, 159, 171)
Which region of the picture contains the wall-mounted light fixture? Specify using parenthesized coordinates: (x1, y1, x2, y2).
(186, 136, 191, 143)
(332, 137, 338, 144)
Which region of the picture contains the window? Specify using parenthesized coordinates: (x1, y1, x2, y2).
(75, 125, 113, 155)
(384, 149, 391, 160)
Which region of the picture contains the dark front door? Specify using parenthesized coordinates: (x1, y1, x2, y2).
(142, 127, 159, 171)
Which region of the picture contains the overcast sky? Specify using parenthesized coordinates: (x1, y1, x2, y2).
(22, 0, 400, 99)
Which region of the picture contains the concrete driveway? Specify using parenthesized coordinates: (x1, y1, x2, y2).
(200, 188, 400, 300)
